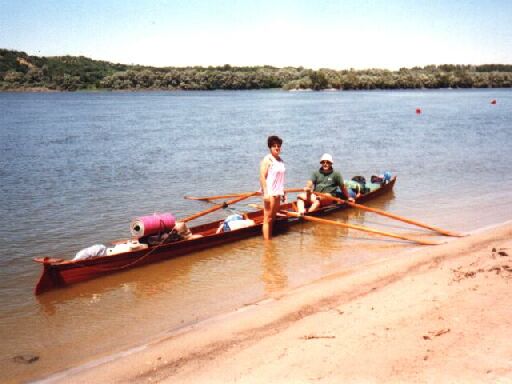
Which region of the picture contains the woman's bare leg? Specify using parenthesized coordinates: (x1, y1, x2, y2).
(262, 197, 271, 240)
(270, 196, 280, 237)
(263, 196, 280, 240)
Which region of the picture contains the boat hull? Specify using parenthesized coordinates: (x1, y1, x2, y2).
(34, 177, 396, 295)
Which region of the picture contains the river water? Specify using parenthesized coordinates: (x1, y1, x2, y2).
(1, 89, 511, 382)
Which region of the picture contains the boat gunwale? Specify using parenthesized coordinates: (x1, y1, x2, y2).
(33, 178, 395, 268)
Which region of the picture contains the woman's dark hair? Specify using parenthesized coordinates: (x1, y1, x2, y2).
(267, 135, 283, 148)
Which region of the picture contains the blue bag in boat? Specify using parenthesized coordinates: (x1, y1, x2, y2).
(221, 214, 255, 232)
(223, 214, 244, 232)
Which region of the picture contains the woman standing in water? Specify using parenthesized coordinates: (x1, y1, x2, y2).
(259, 135, 285, 240)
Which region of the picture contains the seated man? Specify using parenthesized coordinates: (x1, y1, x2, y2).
(296, 153, 354, 214)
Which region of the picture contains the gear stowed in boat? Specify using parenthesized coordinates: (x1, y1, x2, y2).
(72, 213, 177, 261)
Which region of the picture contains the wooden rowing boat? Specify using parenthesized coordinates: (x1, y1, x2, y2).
(33, 177, 396, 295)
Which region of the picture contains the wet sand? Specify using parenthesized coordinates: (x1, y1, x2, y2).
(41, 221, 512, 383)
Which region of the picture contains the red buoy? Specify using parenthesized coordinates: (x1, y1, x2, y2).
(415, 108, 422, 114)
(491, 99, 497, 105)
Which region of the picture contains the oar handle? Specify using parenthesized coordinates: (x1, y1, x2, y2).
(314, 192, 463, 237)
(186, 188, 304, 201)
(284, 188, 305, 193)
(185, 191, 258, 201)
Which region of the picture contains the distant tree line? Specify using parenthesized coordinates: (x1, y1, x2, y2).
(1, 49, 511, 91)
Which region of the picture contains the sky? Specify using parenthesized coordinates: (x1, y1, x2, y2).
(1, 0, 511, 70)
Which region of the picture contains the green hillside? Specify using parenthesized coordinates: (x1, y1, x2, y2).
(1, 49, 511, 91)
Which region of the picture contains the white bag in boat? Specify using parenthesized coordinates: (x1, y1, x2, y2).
(73, 244, 107, 261)
(106, 240, 148, 256)
(225, 219, 255, 231)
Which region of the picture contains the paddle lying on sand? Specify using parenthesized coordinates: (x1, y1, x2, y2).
(181, 192, 260, 223)
(314, 192, 464, 237)
(283, 211, 442, 245)
(185, 188, 305, 201)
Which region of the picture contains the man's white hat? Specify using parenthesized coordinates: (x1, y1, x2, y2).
(320, 153, 333, 163)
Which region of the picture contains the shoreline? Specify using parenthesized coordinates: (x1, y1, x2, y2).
(2, 87, 512, 93)
(37, 219, 512, 383)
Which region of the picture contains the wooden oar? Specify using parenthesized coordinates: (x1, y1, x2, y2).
(185, 188, 305, 201)
(314, 192, 464, 237)
(284, 211, 441, 245)
(284, 188, 306, 194)
(181, 192, 260, 223)
(198, 196, 251, 219)
(185, 192, 256, 201)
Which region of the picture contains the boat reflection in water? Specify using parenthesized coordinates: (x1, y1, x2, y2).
(36, 252, 196, 316)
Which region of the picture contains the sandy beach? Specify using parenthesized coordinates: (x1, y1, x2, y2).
(41, 221, 512, 383)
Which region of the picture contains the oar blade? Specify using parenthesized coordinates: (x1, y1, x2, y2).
(283, 211, 442, 246)
(314, 191, 462, 238)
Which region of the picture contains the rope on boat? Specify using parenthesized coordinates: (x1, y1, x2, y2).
(82, 227, 180, 273)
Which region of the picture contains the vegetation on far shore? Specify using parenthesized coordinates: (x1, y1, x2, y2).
(1, 48, 512, 92)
